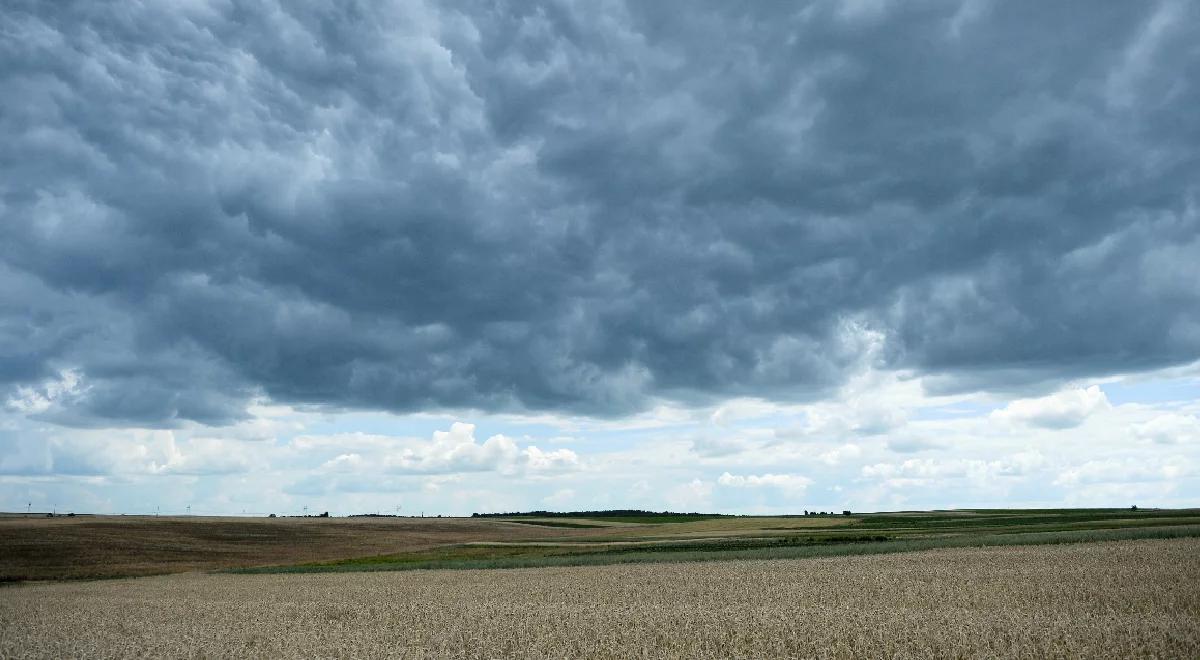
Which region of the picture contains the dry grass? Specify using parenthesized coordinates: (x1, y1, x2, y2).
(2, 538, 1197, 658)
(0, 515, 604, 580)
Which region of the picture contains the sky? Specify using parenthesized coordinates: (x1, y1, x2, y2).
(2, 0, 1199, 516)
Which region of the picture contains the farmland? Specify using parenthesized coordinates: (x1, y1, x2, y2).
(3, 507, 1200, 580)
(0, 515, 597, 581)
(2, 539, 1198, 658)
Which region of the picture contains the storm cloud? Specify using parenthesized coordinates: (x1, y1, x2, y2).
(2, 0, 1198, 427)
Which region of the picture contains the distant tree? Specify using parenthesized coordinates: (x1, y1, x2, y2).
(268, 513, 277, 518)
(842, 510, 851, 516)
(320, 511, 329, 517)
(1130, 505, 1138, 511)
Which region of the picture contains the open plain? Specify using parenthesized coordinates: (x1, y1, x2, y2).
(5, 508, 1198, 580)
(3, 538, 1199, 658)
(0, 515, 607, 581)
(4, 510, 1200, 657)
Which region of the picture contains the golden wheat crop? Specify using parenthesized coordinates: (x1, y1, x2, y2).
(2, 538, 1197, 658)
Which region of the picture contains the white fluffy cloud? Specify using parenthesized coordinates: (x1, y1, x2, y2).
(1054, 456, 1194, 487)
(320, 453, 369, 474)
(2, 367, 1197, 515)
(3, 369, 84, 415)
(718, 472, 813, 493)
(382, 423, 580, 476)
(819, 444, 862, 466)
(1135, 413, 1200, 445)
(385, 423, 520, 474)
(990, 386, 1111, 429)
(862, 452, 1047, 487)
(522, 445, 582, 473)
(29, 432, 261, 476)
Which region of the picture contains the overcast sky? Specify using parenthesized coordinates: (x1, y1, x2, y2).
(2, 0, 1198, 516)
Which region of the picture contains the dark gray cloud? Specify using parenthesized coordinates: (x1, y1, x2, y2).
(2, 0, 1198, 426)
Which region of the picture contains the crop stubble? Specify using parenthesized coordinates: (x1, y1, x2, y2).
(2, 538, 1198, 658)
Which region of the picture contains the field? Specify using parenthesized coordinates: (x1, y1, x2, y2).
(4, 508, 1200, 580)
(2, 539, 1198, 658)
(0, 515, 601, 581)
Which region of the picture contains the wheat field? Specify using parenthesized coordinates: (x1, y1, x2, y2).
(2, 538, 1198, 658)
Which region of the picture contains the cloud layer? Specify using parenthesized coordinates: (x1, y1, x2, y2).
(2, 1, 1199, 428)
